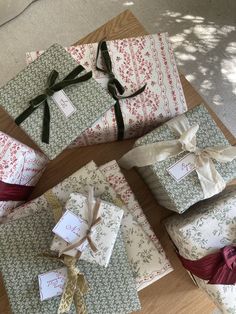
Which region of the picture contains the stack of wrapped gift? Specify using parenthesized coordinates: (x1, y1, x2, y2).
(165, 186, 236, 313)
(0, 43, 115, 159)
(0, 160, 172, 313)
(0, 131, 48, 220)
(119, 104, 236, 213)
(26, 33, 187, 147)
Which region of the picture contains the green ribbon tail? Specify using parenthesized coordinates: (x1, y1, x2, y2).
(15, 105, 39, 125)
(42, 100, 50, 144)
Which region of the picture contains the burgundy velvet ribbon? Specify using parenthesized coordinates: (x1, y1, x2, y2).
(178, 245, 236, 285)
(0, 180, 34, 201)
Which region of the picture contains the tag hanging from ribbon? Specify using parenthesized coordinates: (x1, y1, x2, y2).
(60, 186, 101, 257)
(119, 113, 236, 199)
(15, 65, 92, 144)
(177, 245, 236, 285)
(96, 40, 146, 140)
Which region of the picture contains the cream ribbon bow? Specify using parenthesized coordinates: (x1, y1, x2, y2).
(119, 114, 236, 198)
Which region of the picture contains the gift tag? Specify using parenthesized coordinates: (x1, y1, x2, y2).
(52, 90, 76, 118)
(38, 267, 67, 301)
(52, 210, 88, 252)
(167, 153, 196, 182)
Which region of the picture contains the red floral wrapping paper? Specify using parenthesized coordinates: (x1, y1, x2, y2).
(26, 33, 187, 147)
(0, 131, 48, 219)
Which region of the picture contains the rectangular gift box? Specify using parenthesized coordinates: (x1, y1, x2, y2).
(99, 160, 173, 289)
(165, 186, 236, 314)
(0, 131, 48, 219)
(51, 192, 123, 267)
(26, 33, 187, 147)
(8, 160, 172, 291)
(129, 104, 236, 213)
(0, 210, 140, 313)
(0, 43, 115, 159)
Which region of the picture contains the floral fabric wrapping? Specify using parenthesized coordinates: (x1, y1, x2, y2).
(133, 104, 236, 213)
(0, 211, 140, 313)
(0, 131, 48, 219)
(165, 186, 236, 314)
(26, 33, 187, 147)
(0, 43, 115, 159)
(51, 192, 123, 267)
(7, 160, 172, 290)
(99, 160, 172, 289)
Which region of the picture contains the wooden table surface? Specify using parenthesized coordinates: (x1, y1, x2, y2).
(0, 10, 235, 314)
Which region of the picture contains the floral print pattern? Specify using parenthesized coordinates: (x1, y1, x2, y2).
(135, 104, 236, 213)
(0, 44, 114, 159)
(0, 211, 140, 313)
(165, 186, 236, 313)
(26, 33, 187, 147)
(51, 192, 123, 267)
(8, 160, 172, 290)
(0, 131, 48, 219)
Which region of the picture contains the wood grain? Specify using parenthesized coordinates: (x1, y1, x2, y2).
(0, 9, 234, 314)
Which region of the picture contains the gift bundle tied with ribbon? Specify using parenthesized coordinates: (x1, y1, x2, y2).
(15, 65, 92, 144)
(38, 186, 123, 313)
(119, 105, 236, 213)
(0, 43, 116, 159)
(96, 40, 146, 140)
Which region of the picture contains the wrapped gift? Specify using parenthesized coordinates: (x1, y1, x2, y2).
(8, 160, 172, 290)
(119, 104, 236, 213)
(165, 186, 236, 314)
(0, 209, 140, 313)
(26, 33, 187, 147)
(99, 160, 172, 289)
(0, 44, 114, 159)
(51, 191, 123, 267)
(0, 131, 48, 219)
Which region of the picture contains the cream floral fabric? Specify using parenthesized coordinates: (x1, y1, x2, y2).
(8, 160, 172, 290)
(165, 186, 236, 314)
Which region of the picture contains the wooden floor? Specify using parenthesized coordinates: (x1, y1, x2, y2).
(0, 10, 235, 314)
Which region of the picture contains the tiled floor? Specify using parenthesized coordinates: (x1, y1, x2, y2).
(0, 0, 235, 135)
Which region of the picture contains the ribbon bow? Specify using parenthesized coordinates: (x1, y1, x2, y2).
(178, 245, 236, 285)
(60, 187, 101, 256)
(96, 40, 146, 140)
(119, 113, 236, 198)
(15, 65, 92, 144)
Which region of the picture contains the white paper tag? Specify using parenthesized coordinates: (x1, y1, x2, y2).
(52, 210, 88, 252)
(167, 153, 196, 182)
(52, 90, 76, 118)
(38, 267, 67, 301)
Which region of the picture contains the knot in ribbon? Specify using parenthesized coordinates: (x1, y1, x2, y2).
(15, 65, 92, 144)
(178, 245, 236, 285)
(60, 187, 101, 256)
(96, 40, 146, 140)
(119, 112, 236, 199)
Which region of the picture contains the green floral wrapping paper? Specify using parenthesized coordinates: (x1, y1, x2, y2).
(135, 104, 236, 213)
(0, 209, 140, 314)
(0, 44, 114, 159)
(7, 160, 172, 291)
(165, 186, 236, 314)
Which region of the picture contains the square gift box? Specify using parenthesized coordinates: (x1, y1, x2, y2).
(120, 104, 236, 213)
(7, 160, 172, 291)
(165, 186, 236, 314)
(0, 43, 115, 159)
(51, 192, 123, 267)
(0, 209, 140, 313)
(26, 33, 187, 147)
(0, 131, 48, 219)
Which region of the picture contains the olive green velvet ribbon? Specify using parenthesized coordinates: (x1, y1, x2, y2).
(15, 65, 92, 144)
(96, 40, 146, 140)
